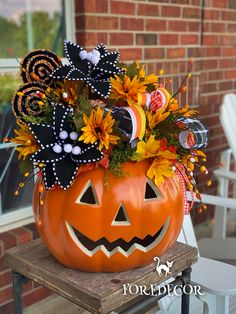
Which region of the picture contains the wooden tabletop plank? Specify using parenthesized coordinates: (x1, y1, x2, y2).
(5, 239, 198, 314)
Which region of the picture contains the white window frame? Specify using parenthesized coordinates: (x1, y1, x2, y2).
(0, 0, 75, 232)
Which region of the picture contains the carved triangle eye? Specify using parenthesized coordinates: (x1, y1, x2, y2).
(145, 179, 162, 201)
(112, 203, 131, 226)
(76, 180, 99, 205)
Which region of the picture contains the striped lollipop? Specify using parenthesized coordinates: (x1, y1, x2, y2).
(21, 50, 62, 85)
(12, 82, 48, 124)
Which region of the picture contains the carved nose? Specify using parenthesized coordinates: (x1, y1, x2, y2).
(112, 203, 131, 226)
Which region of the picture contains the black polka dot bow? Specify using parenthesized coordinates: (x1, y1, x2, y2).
(29, 104, 103, 190)
(50, 41, 124, 99)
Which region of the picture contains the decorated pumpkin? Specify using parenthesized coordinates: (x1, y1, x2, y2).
(10, 40, 208, 273)
(33, 160, 184, 272)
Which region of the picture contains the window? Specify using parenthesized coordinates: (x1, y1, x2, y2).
(0, 0, 75, 232)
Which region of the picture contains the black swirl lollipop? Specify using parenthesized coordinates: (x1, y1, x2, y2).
(12, 82, 48, 123)
(21, 50, 62, 85)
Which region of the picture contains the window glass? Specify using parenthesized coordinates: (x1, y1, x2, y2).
(0, 0, 65, 58)
(0, 0, 67, 220)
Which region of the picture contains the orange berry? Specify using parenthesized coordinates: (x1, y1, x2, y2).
(206, 180, 212, 187)
(38, 185, 44, 193)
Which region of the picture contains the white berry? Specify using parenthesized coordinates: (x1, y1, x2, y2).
(64, 144, 73, 153)
(72, 146, 82, 155)
(91, 55, 99, 65)
(70, 132, 78, 141)
(79, 50, 87, 60)
(190, 157, 195, 163)
(62, 92, 68, 99)
(59, 130, 68, 140)
(86, 51, 93, 61)
(92, 49, 100, 58)
(52, 144, 62, 154)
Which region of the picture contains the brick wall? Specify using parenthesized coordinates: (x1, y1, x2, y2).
(0, 225, 52, 313)
(75, 0, 236, 221)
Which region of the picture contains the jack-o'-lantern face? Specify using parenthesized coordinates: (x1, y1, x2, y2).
(33, 160, 184, 272)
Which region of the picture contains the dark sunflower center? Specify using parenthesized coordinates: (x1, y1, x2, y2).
(95, 127, 102, 134)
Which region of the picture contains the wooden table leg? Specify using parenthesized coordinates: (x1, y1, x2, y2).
(12, 271, 29, 314)
(181, 267, 192, 314)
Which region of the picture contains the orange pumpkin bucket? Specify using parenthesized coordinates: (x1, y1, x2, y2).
(33, 160, 184, 272)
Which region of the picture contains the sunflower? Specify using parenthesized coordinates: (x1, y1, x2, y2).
(10, 122, 39, 159)
(79, 106, 120, 150)
(110, 63, 157, 106)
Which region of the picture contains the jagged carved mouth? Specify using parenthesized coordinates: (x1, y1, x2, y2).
(66, 216, 170, 257)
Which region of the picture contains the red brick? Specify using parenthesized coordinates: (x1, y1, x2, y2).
(181, 34, 199, 45)
(144, 48, 164, 59)
(203, 22, 211, 32)
(170, 0, 191, 3)
(220, 35, 236, 45)
(76, 15, 96, 30)
(22, 280, 33, 294)
(159, 34, 179, 45)
(97, 33, 108, 45)
(225, 70, 236, 80)
(211, 23, 226, 33)
(76, 32, 97, 47)
(0, 241, 3, 259)
(9, 228, 32, 245)
(188, 47, 203, 57)
(24, 224, 39, 240)
(205, 47, 221, 57)
(137, 3, 159, 16)
(111, 1, 135, 15)
(0, 286, 13, 304)
(229, 0, 236, 9)
(110, 33, 134, 46)
(202, 35, 219, 45)
(0, 258, 8, 272)
(219, 81, 234, 90)
(192, 0, 201, 5)
(146, 19, 166, 31)
(222, 11, 236, 21)
(201, 82, 218, 93)
(120, 18, 144, 31)
(161, 5, 181, 17)
(146, 63, 156, 74)
(0, 232, 17, 251)
(0, 301, 14, 314)
(167, 48, 186, 58)
(97, 16, 119, 30)
(136, 33, 157, 45)
(120, 48, 142, 61)
(168, 21, 187, 32)
(203, 59, 218, 70)
(188, 21, 200, 32)
(222, 47, 236, 56)
(75, 0, 108, 13)
(219, 59, 234, 68)
(227, 23, 236, 33)
(183, 7, 200, 19)
(208, 71, 224, 81)
(212, 0, 228, 8)
(204, 9, 221, 20)
(23, 287, 52, 308)
(0, 270, 12, 287)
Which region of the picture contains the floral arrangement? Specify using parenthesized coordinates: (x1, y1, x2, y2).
(9, 41, 208, 213)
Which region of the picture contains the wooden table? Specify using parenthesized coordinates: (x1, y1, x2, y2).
(5, 239, 198, 314)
